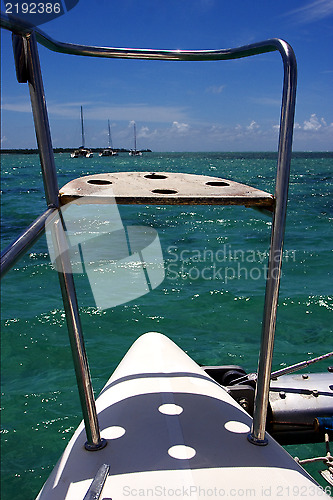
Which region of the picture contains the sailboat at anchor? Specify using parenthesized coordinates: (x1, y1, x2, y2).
(129, 121, 142, 156)
(71, 106, 93, 158)
(99, 120, 118, 156)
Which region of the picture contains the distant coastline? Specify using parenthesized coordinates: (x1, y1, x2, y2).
(0, 149, 331, 158)
(0, 148, 152, 155)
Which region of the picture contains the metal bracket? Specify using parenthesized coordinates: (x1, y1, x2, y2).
(12, 33, 29, 83)
(83, 464, 110, 500)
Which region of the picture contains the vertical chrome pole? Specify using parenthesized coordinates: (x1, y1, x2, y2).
(52, 216, 107, 451)
(16, 32, 106, 450)
(21, 32, 59, 208)
(248, 41, 297, 445)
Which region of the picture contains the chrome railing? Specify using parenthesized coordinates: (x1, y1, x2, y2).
(0, 13, 297, 447)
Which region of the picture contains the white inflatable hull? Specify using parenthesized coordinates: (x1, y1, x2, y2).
(37, 332, 328, 499)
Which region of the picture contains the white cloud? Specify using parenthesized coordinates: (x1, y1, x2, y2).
(295, 114, 331, 131)
(305, 115, 328, 130)
(292, 114, 333, 150)
(139, 126, 150, 137)
(286, 0, 333, 24)
(1, 100, 31, 113)
(133, 114, 332, 152)
(2, 98, 190, 124)
(251, 97, 281, 107)
(304, 114, 322, 131)
(272, 114, 332, 136)
(171, 121, 190, 133)
(52, 102, 189, 124)
(205, 85, 225, 94)
(247, 120, 260, 131)
(2, 96, 331, 151)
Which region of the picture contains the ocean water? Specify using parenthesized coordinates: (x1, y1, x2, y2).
(1, 151, 332, 499)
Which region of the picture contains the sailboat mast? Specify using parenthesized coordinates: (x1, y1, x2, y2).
(134, 122, 137, 151)
(81, 106, 85, 148)
(108, 120, 113, 149)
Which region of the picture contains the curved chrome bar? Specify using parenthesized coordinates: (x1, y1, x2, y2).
(33, 35, 281, 62)
(2, 12, 281, 61)
(249, 41, 297, 445)
(1, 12, 298, 447)
(0, 207, 57, 277)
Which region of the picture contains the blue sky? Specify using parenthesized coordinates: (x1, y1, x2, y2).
(1, 0, 332, 151)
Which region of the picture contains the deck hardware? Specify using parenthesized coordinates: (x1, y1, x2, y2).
(295, 432, 333, 486)
(270, 352, 333, 380)
(83, 464, 110, 500)
(247, 433, 268, 446)
(238, 398, 249, 411)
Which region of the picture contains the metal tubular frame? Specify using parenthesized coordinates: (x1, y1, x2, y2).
(1, 207, 57, 277)
(51, 217, 106, 451)
(2, 21, 105, 451)
(0, 14, 297, 446)
(249, 40, 297, 444)
(24, 32, 60, 208)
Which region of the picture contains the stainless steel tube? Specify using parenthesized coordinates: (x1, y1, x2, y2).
(0, 207, 57, 278)
(2, 14, 290, 65)
(23, 32, 59, 208)
(248, 40, 297, 445)
(9, 27, 105, 451)
(1, 13, 298, 447)
(52, 216, 107, 451)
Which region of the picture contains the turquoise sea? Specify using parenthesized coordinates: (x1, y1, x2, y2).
(1, 152, 332, 499)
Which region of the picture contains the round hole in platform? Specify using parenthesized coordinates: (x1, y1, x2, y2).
(168, 445, 196, 460)
(224, 421, 250, 434)
(144, 173, 168, 179)
(206, 181, 229, 187)
(158, 404, 183, 415)
(87, 179, 112, 185)
(152, 189, 178, 194)
(101, 426, 126, 439)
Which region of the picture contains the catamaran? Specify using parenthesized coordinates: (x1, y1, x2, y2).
(1, 13, 332, 500)
(129, 121, 142, 156)
(71, 106, 93, 158)
(99, 120, 118, 156)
